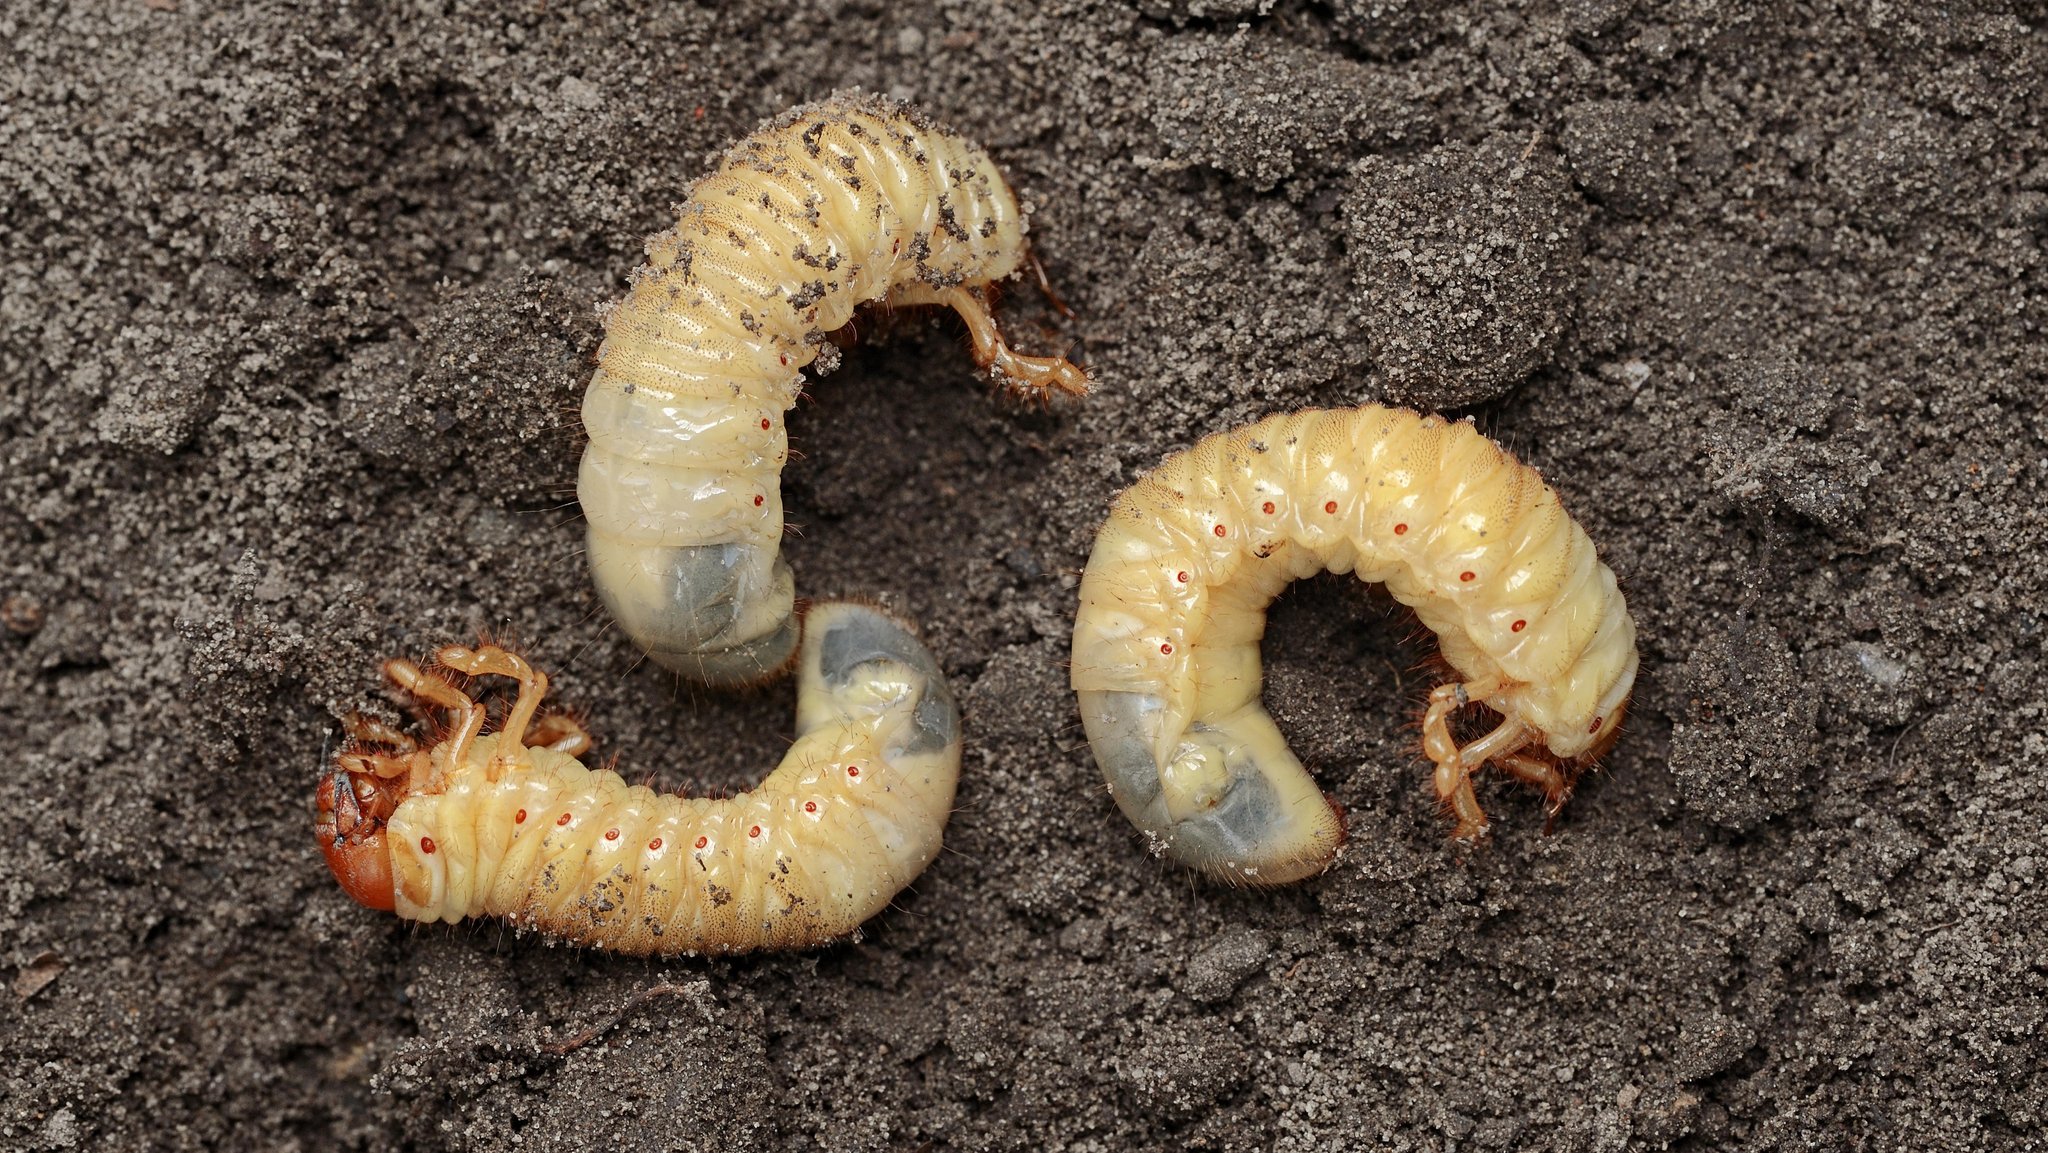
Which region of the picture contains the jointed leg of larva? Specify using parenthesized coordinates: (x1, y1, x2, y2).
(1026, 252, 1077, 320)
(360, 648, 590, 783)
(1494, 752, 1574, 820)
(435, 645, 547, 743)
(886, 282, 1089, 401)
(1422, 678, 1537, 839)
(431, 646, 591, 755)
(432, 644, 575, 778)
(383, 657, 485, 787)
(527, 712, 594, 758)
(337, 713, 421, 781)
(342, 714, 417, 754)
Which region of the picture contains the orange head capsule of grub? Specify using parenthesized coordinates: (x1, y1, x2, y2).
(314, 767, 398, 912)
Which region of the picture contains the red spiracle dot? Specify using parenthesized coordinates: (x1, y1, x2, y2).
(1589, 717, 1605, 734)
(760, 418, 771, 430)
(846, 765, 861, 779)
(1460, 571, 1476, 582)
(1261, 501, 1275, 515)
(1324, 500, 1338, 514)
(556, 812, 573, 827)
(419, 836, 436, 855)
(1160, 642, 1174, 655)
(1213, 524, 1227, 537)
(749, 825, 762, 838)
(514, 809, 527, 824)
(648, 837, 663, 852)
(1393, 523, 1408, 535)
(753, 494, 765, 507)
(804, 801, 818, 814)
(1175, 571, 1189, 583)
(604, 827, 620, 842)
(1511, 619, 1527, 633)
(778, 353, 790, 366)
(694, 835, 709, 849)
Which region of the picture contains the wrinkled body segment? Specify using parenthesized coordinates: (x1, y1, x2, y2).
(581, 92, 1086, 686)
(316, 604, 962, 955)
(1070, 406, 1638, 883)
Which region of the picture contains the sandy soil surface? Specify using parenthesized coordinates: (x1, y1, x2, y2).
(5, 2, 2046, 1149)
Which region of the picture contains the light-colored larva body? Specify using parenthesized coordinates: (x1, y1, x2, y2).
(580, 92, 1087, 686)
(1071, 406, 1638, 883)
(315, 603, 961, 955)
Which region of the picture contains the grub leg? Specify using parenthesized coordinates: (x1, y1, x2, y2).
(341, 712, 417, 753)
(1026, 252, 1077, 320)
(336, 748, 420, 781)
(887, 282, 1089, 402)
(386, 657, 485, 772)
(1496, 751, 1576, 820)
(1422, 678, 1501, 839)
(434, 645, 551, 775)
(1460, 716, 1536, 770)
(527, 712, 594, 758)
(337, 710, 424, 779)
(1425, 676, 1545, 837)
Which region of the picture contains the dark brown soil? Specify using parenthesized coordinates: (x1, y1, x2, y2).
(5, 3, 2045, 1150)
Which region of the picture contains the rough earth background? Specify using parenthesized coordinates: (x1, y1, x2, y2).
(4, 1, 2045, 1149)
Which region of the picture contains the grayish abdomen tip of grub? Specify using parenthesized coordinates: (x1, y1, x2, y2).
(597, 538, 798, 687)
(813, 604, 959, 756)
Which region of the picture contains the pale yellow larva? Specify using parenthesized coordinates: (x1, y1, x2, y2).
(580, 92, 1088, 687)
(1070, 406, 1638, 884)
(315, 603, 961, 955)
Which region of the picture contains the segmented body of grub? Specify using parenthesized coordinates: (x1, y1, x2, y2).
(1070, 406, 1637, 883)
(581, 92, 1087, 686)
(317, 604, 960, 954)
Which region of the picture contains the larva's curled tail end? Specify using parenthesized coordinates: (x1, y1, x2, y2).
(1324, 792, 1351, 858)
(799, 599, 962, 757)
(650, 610, 803, 690)
(1077, 691, 1341, 886)
(800, 600, 951, 696)
(1230, 793, 1349, 888)
(588, 537, 801, 689)
(1189, 794, 1348, 888)
(1204, 806, 1351, 888)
